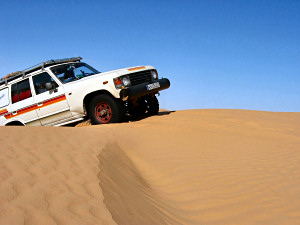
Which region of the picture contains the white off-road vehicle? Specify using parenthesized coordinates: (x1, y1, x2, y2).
(0, 57, 170, 126)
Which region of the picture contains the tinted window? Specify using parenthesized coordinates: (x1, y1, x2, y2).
(33, 72, 58, 95)
(11, 79, 32, 103)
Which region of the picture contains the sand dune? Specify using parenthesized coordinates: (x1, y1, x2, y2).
(1, 109, 300, 224)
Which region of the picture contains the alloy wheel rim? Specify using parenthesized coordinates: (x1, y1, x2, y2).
(95, 102, 112, 123)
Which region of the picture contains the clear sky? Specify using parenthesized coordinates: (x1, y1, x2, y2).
(1, 0, 299, 111)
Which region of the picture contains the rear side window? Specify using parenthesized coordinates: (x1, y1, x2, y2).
(0, 88, 9, 108)
(11, 79, 32, 103)
(32, 72, 58, 95)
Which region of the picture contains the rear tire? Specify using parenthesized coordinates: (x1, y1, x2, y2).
(147, 95, 159, 115)
(88, 94, 125, 125)
(130, 95, 159, 118)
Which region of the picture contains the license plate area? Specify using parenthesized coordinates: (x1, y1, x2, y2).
(146, 82, 160, 91)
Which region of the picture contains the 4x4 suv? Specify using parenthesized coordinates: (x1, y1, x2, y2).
(0, 57, 170, 126)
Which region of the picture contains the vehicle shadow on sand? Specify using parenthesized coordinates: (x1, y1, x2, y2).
(126, 110, 176, 122)
(66, 110, 176, 127)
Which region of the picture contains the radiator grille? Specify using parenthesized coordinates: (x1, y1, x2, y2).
(128, 70, 152, 86)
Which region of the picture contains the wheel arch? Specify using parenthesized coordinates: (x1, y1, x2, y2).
(5, 120, 25, 126)
(83, 90, 117, 118)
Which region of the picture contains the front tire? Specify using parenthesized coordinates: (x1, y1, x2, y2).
(89, 94, 125, 124)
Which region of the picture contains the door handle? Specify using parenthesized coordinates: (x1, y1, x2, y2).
(37, 102, 43, 107)
(12, 111, 17, 115)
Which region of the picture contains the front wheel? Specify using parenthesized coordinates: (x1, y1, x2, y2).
(88, 94, 125, 124)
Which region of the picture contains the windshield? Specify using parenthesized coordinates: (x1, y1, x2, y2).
(50, 63, 100, 83)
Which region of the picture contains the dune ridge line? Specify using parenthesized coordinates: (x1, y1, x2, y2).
(98, 142, 183, 225)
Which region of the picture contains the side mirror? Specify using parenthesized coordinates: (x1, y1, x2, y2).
(45, 82, 58, 93)
(45, 82, 54, 90)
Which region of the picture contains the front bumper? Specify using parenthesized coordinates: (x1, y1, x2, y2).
(120, 78, 170, 101)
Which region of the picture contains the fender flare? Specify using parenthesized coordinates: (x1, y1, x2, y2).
(4, 118, 25, 126)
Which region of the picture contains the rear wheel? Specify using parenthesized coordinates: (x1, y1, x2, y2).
(130, 95, 159, 118)
(147, 95, 159, 115)
(89, 94, 125, 124)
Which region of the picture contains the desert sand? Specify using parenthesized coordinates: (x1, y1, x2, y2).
(0, 109, 300, 225)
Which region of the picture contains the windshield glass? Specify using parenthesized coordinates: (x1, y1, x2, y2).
(50, 63, 100, 83)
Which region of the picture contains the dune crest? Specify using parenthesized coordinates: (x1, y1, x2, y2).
(98, 143, 181, 225)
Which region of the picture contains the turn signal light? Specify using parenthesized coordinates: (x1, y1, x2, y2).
(114, 78, 123, 89)
(114, 78, 122, 86)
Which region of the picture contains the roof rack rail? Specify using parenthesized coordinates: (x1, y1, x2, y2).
(0, 57, 82, 86)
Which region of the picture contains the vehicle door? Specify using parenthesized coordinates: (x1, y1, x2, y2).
(8, 78, 41, 125)
(32, 72, 72, 125)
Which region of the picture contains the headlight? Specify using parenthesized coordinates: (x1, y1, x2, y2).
(121, 76, 131, 86)
(151, 70, 158, 80)
(114, 76, 131, 89)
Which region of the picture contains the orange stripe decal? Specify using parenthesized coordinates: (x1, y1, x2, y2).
(0, 109, 8, 116)
(5, 114, 12, 119)
(38, 95, 66, 109)
(128, 66, 146, 71)
(0, 109, 7, 114)
(4, 94, 67, 119)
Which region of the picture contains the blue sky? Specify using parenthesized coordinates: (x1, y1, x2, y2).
(1, 0, 299, 111)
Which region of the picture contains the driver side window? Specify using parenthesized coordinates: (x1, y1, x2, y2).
(33, 72, 58, 95)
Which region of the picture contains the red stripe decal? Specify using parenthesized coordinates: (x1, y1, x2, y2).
(41, 95, 66, 106)
(4, 95, 66, 119)
(0, 109, 8, 117)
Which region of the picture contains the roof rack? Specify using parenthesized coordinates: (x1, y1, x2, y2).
(0, 57, 82, 86)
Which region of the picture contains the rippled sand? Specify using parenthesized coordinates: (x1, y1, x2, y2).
(1, 109, 300, 224)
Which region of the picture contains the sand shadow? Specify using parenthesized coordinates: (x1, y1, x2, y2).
(158, 110, 176, 116)
(98, 143, 181, 225)
(66, 110, 176, 127)
(128, 110, 176, 122)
